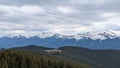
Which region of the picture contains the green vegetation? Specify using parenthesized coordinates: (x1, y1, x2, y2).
(0, 50, 88, 68)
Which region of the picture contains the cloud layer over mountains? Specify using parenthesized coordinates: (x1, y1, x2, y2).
(0, 0, 120, 36)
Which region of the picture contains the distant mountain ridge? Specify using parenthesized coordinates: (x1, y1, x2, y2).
(3, 30, 120, 40)
(0, 30, 120, 49)
(10, 45, 53, 51)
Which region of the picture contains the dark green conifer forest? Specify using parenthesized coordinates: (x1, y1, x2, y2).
(0, 50, 87, 68)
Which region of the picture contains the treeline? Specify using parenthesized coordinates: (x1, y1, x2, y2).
(0, 50, 88, 68)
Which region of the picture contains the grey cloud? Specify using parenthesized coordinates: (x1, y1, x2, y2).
(0, 11, 7, 16)
(73, 0, 120, 13)
(0, 0, 68, 6)
(0, 0, 120, 35)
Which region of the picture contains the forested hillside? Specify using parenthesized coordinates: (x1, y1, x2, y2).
(0, 50, 88, 68)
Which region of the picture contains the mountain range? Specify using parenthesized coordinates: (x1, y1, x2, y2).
(0, 30, 120, 49)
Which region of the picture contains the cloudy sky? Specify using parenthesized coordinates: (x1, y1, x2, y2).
(0, 0, 120, 36)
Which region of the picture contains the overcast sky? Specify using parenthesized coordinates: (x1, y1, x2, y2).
(0, 0, 120, 36)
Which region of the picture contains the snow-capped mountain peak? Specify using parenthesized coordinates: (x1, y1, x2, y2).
(2, 30, 120, 40)
(69, 30, 119, 40)
(80, 30, 118, 40)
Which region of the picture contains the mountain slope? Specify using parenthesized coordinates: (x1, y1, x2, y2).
(58, 46, 120, 68)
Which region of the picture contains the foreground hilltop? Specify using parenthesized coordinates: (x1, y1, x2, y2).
(0, 50, 87, 68)
(0, 45, 119, 68)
